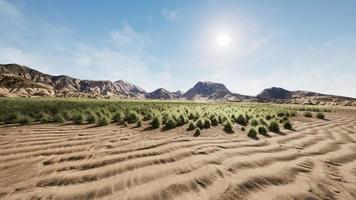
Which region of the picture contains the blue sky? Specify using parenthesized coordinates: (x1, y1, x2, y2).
(1, 0, 356, 97)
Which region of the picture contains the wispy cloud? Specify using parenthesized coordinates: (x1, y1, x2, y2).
(162, 9, 181, 22)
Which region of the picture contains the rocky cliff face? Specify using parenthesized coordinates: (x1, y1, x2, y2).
(146, 88, 181, 99)
(183, 81, 232, 99)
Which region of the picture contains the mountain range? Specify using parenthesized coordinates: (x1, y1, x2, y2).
(0, 63, 355, 106)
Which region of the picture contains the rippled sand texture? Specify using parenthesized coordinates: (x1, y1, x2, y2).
(1, 110, 356, 200)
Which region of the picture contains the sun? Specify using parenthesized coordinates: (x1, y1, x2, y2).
(216, 33, 230, 47)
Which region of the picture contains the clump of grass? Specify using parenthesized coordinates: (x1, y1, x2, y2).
(196, 119, 204, 129)
(177, 114, 188, 126)
(210, 116, 218, 126)
(150, 115, 161, 129)
(87, 114, 97, 124)
(165, 117, 177, 129)
(247, 128, 257, 138)
(257, 126, 267, 135)
(112, 111, 124, 122)
(187, 121, 196, 131)
(194, 128, 201, 137)
(204, 118, 211, 129)
(18, 115, 35, 125)
(236, 114, 247, 126)
(303, 111, 313, 118)
(126, 111, 140, 124)
(54, 113, 66, 123)
(73, 113, 86, 124)
(269, 120, 280, 132)
(40, 112, 51, 123)
(283, 121, 293, 130)
(136, 119, 142, 127)
(316, 112, 325, 119)
(98, 117, 110, 126)
(241, 127, 245, 131)
(223, 120, 234, 133)
(250, 119, 259, 127)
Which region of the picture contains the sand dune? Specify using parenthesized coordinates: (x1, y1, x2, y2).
(1, 110, 356, 200)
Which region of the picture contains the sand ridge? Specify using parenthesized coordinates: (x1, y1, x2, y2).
(0, 110, 356, 200)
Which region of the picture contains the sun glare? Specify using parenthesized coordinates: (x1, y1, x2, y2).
(216, 33, 230, 47)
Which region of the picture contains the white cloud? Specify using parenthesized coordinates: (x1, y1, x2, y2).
(162, 9, 181, 22)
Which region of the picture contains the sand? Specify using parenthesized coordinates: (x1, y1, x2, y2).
(0, 109, 356, 200)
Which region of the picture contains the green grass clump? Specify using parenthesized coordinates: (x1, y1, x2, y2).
(303, 111, 313, 118)
(126, 111, 140, 124)
(283, 121, 293, 130)
(247, 128, 257, 138)
(204, 118, 211, 129)
(136, 120, 142, 127)
(196, 119, 204, 129)
(250, 119, 258, 127)
(194, 128, 201, 137)
(150, 115, 161, 129)
(223, 120, 234, 133)
(98, 117, 110, 126)
(73, 113, 86, 124)
(269, 120, 280, 132)
(187, 121, 196, 131)
(257, 126, 267, 135)
(87, 114, 97, 124)
(316, 112, 325, 119)
(236, 114, 247, 126)
(165, 117, 177, 129)
(210, 116, 218, 126)
(112, 112, 124, 122)
(54, 113, 66, 123)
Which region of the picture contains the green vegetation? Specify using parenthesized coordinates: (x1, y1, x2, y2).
(247, 128, 257, 138)
(194, 128, 201, 137)
(0, 98, 330, 138)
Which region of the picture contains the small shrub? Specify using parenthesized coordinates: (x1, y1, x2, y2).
(40, 112, 51, 123)
(204, 118, 211, 129)
(303, 111, 313, 118)
(283, 121, 292, 130)
(98, 117, 110, 126)
(223, 121, 234, 133)
(247, 128, 257, 138)
(19, 115, 35, 125)
(211, 117, 218, 126)
(187, 121, 196, 131)
(113, 112, 124, 122)
(265, 114, 272, 120)
(136, 120, 142, 127)
(269, 120, 280, 132)
(165, 118, 177, 129)
(87, 114, 97, 124)
(54, 113, 66, 123)
(126, 111, 140, 124)
(150, 116, 161, 129)
(73, 113, 86, 124)
(250, 119, 258, 127)
(316, 112, 325, 119)
(241, 127, 245, 131)
(196, 119, 204, 129)
(236, 114, 247, 126)
(257, 126, 267, 135)
(177, 114, 188, 126)
(194, 128, 201, 137)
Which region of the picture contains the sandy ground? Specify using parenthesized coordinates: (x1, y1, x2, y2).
(1, 110, 356, 200)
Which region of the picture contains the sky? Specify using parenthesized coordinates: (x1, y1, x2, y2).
(1, 0, 356, 97)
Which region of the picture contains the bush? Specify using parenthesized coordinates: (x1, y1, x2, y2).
(250, 119, 258, 127)
(98, 117, 110, 126)
(247, 128, 257, 138)
(236, 114, 247, 126)
(113, 112, 124, 122)
(204, 118, 211, 129)
(73, 113, 86, 124)
(316, 112, 325, 119)
(126, 111, 140, 124)
(187, 121, 196, 131)
(283, 121, 292, 130)
(194, 128, 201, 137)
(257, 126, 267, 135)
(241, 127, 245, 131)
(303, 111, 313, 118)
(211, 117, 218, 126)
(196, 119, 204, 129)
(223, 121, 234, 133)
(177, 114, 188, 126)
(165, 117, 177, 129)
(87, 114, 97, 124)
(40, 112, 51, 123)
(150, 116, 161, 129)
(269, 120, 280, 132)
(265, 114, 272, 120)
(54, 113, 66, 123)
(136, 120, 142, 127)
(19, 115, 35, 125)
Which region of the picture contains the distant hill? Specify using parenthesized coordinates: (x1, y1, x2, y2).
(1, 63, 355, 105)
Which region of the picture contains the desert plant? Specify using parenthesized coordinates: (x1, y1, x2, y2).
(150, 116, 161, 129)
(269, 120, 280, 132)
(211, 117, 218, 126)
(257, 126, 267, 135)
(223, 120, 234, 133)
(112, 111, 124, 122)
(250, 119, 259, 127)
(187, 121, 196, 131)
(303, 111, 313, 118)
(54, 113, 66, 123)
(316, 112, 325, 119)
(98, 117, 110, 126)
(283, 121, 292, 130)
(165, 117, 177, 129)
(236, 114, 247, 126)
(73, 113, 86, 124)
(126, 111, 140, 124)
(87, 114, 97, 124)
(241, 127, 245, 131)
(136, 120, 142, 127)
(204, 118, 211, 129)
(247, 128, 257, 138)
(194, 128, 201, 137)
(19, 115, 35, 125)
(196, 119, 204, 129)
